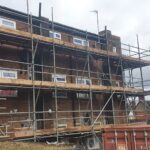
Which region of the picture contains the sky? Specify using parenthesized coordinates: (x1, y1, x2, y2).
(0, 0, 150, 87)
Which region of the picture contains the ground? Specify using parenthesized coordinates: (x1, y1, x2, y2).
(0, 142, 73, 150)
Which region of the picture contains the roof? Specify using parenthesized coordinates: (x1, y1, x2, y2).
(0, 5, 107, 43)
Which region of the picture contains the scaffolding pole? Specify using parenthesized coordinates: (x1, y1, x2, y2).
(136, 35, 147, 123)
(120, 57, 129, 124)
(30, 13, 36, 142)
(26, 0, 30, 32)
(51, 7, 59, 143)
(92, 91, 115, 127)
(86, 31, 94, 125)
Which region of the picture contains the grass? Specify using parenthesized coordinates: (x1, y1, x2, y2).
(0, 142, 74, 150)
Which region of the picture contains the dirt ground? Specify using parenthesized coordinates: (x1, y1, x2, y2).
(0, 142, 74, 150)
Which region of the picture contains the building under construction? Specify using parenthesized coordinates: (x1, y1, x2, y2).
(0, 4, 150, 149)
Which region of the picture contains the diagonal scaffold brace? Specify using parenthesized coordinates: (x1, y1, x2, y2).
(91, 91, 116, 128)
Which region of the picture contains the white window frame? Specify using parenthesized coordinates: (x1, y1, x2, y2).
(116, 81, 120, 87)
(52, 91, 67, 98)
(52, 74, 66, 83)
(0, 17, 16, 29)
(76, 77, 91, 85)
(0, 70, 17, 79)
(82, 39, 89, 47)
(77, 92, 89, 99)
(113, 46, 117, 53)
(112, 80, 120, 87)
(49, 31, 61, 40)
(73, 37, 89, 47)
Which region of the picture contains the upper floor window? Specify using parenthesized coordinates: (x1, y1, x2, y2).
(112, 80, 120, 87)
(73, 37, 89, 47)
(113, 46, 117, 53)
(52, 74, 66, 83)
(49, 31, 61, 40)
(76, 77, 91, 85)
(0, 17, 16, 29)
(0, 70, 17, 79)
(77, 92, 89, 99)
(52, 91, 67, 98)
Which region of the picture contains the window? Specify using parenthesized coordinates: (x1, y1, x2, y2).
(76, 77, 91, 85)
(49, 31, 61, 40)
(116, 81, 120, 87)
(76, 77, 91, 99)
(73, 37, 89, 47)
(0, 17, 16, 29)
(112, 80, 120, 87)
(0, 90, 17, 97)
(0, 70, 17, 79)
(113, 46, 117, 53)
(55, 33, 61, 39)
(0, 70, 17, 97)
(73, 38, 82, 45)
(82, 40, 89, 47)
(52, 74, 66, 83)
(77, 92, 89, 99)
(52, 91, 67, 98)
(49, 31, 53, 38)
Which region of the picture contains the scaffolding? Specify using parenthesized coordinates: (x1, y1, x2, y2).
(0, 5, 150, 144)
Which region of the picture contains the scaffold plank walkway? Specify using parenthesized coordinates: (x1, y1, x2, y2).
(0, 27, 150, 66)
(0, 78, 143, 94)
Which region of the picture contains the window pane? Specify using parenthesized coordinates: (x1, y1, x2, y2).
(52, 74, 66, 83)
(55, 33, 60, 38)
(74, 38, 82, 45)
(83, 40, 89, 46)
(52, 91, 67, 98)
(2, 20, 14, 27)
(77, 93, 89, 99)
(57, 78, 65, 81)
(49, 32, 54, 38)
(1, 71, 17, 79)
(86, 80, 90, 85)
(113, 46, 117, 52)
(3, 72, 15, 78)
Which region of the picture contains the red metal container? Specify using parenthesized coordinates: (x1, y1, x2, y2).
(102, 125, 150, 150)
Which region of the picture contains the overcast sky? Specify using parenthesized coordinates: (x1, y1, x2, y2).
(0, 0, 150, 85)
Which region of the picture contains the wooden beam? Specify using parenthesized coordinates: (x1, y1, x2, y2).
(0, 78, 143, 94)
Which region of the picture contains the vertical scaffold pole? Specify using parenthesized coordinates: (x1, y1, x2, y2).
(26, 0, 30, 32)
(136, 35, 146, 122)
(120, 55, 128, 124)
(30, 13, 36, 142)
(51, 7, 59, 144)
(137, 35, 144, 90)
(86, 31, 94, 126)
